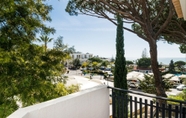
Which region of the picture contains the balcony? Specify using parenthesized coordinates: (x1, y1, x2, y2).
(109, 86, 186, 118)
(8, 85, 186, 118)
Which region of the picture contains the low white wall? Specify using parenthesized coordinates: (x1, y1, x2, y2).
(8, 85, 109, 118)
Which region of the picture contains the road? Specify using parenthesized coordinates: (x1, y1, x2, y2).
(64, 69, 104, 90)
(65, 70, 183, 95)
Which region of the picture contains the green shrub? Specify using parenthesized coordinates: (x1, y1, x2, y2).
(168, 95, 184, 105)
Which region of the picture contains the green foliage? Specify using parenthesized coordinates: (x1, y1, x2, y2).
(113, 15, 128, 118)
(72, 58, 81, 69)
(88, 57, 102, 63)
(37, 35, 53, 52)
(136, 58, 151, 68)
(92, 61, 99, 70)
(55, 83, 68, 96)
(126, 60, 134, 66)
(0, 99, 18, 118)
(179, 44, 186, 54)
(139, 75, 156, 94)
(54, 82, 80, 96)
(175, 61, 186, 66)
(81, 61, 88, 68)
(114, 15, 127, 89)
(0, 43, 77, 117)
(66, 84, 80, 94)
(65, 0, 186, 99)
(183, 90, 186, 100)
(55, 83, 80, 98)
(139, 74, 172, 94)
(111, 56, 115, 62)
(0, 1, 78, 117)
(0, 0, 55, 51)
(174, 61, 185, 72)
(168, 95, 184, 105)
(101, 61, 110, 67)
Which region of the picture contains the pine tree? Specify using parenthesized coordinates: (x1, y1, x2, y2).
(142, 48, 148, 58)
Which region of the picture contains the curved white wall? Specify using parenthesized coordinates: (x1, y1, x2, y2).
(8, 85, 109, 118)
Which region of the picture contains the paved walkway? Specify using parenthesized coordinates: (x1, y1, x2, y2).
(74, 76, 102, 90)
(65, 75, 108, 90)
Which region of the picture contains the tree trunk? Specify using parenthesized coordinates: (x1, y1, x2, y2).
(45, 43, 47, 53)
(149, 39, 167, 98)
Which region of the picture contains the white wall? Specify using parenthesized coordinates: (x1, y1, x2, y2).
(8, 85, 109, 118)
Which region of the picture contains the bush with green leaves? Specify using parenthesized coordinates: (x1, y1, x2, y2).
(136, 58, 151, 68)
(72, 58, 81, 69)
(167, 90, 186, 105)
(139, 74, 172, 94)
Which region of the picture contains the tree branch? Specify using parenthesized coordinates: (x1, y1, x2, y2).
(155, 0, 173, 39)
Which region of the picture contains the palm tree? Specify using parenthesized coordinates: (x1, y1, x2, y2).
(37, 35, 53, 52)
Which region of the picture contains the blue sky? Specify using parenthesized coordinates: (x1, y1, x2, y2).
(44, 0, 185, 61)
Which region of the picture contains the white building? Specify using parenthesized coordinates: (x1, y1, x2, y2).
(70, 52, 93, 62)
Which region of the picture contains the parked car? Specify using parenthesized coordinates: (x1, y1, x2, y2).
(176, 84, 186, 91)
(128, 81, 140, 89)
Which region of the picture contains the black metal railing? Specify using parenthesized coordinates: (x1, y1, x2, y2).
(108, 86, 186, 118)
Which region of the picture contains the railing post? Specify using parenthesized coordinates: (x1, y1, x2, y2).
(134, 97, 137, 118)
(168, 104, 172, 118)
(179, 103, 182, 118)
(112, 89, 116, 118)
(175, 106, 179, 118)
(139, 98, 142, 118)
(156, 102, 159, 118)
(150, 101, 154, 118)
(129, 96, 133, 118)
(161, 103, 165, 118)
(144, 99, 148, 118)
(182, 107, 186, 118)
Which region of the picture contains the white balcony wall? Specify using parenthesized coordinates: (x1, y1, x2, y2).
(8, 85, 109, 118)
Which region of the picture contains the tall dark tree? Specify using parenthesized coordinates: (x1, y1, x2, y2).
(114, 15, 127, 89)
(113, 14, 128, 118)
(169, 60, 175, 73)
